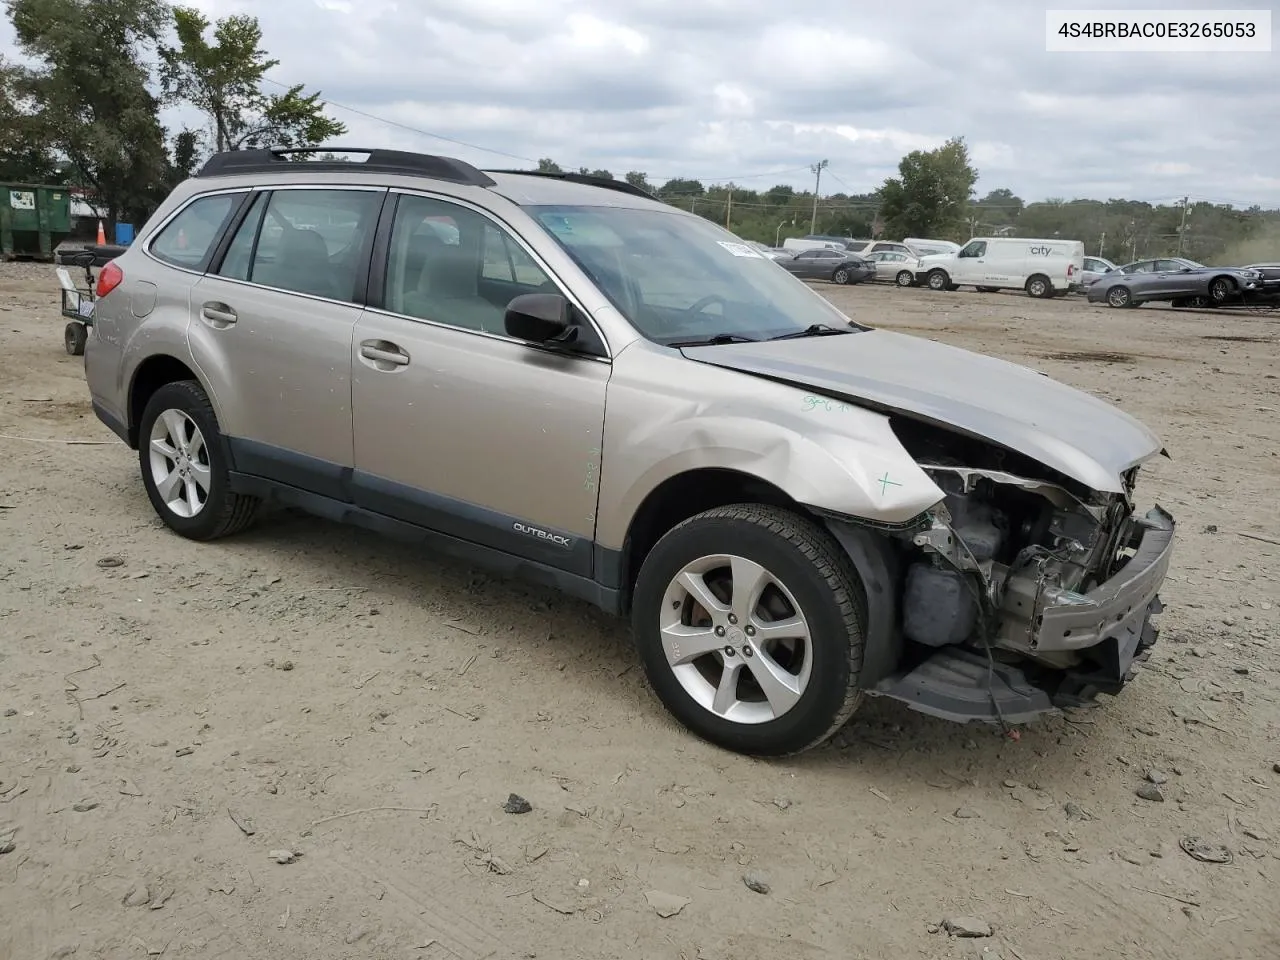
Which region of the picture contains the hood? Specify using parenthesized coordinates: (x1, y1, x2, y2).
(681, 329, 1165, 494)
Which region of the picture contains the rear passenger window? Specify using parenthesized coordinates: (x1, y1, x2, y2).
(227, 189, 382, 302)
(149, 193, 242, 270)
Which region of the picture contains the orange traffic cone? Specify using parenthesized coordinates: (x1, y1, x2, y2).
(96, 220, 106, 245)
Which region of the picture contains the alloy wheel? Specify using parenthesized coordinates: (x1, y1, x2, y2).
(658, 554, 813, 724)
(148, 409, 212, 518)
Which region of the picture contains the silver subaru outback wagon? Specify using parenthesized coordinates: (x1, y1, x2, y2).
(83, 147, 1175, 756)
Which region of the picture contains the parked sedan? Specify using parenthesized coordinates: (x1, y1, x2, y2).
(777, 248, 875, 284)
(1086, 257, 1266, 308)
(862, 250, 920, 286)
(1081, 256, 1116, 287)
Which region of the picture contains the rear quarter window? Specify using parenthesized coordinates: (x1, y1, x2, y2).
(148, 193, 243, 270)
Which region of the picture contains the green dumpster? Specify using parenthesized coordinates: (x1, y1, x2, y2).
(1, 183, 73, 261)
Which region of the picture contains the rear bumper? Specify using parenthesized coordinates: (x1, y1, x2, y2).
(871, 505, 1176, 724)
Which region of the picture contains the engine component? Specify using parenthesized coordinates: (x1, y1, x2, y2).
(902, 562, 978, 647)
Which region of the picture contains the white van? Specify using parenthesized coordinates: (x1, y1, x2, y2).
(782, 237, 847, 253)
(905, 237, 961, 257)
(913, 237, 1085, 298)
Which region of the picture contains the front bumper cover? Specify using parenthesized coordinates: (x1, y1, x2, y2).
(870, 505, 1175, 725)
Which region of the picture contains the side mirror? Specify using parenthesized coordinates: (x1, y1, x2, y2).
(504, 293, 578, 345)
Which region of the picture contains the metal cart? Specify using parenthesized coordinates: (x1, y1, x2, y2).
(56, 251, 98, 356)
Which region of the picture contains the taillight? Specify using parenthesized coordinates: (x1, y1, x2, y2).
(96, 261, 123, 298)
(1067, 264, 1075, 277)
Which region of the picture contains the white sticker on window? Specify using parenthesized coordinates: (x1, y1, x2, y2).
(716, 241, 763, 258)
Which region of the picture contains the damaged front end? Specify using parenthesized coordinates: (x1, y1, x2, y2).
(864, 422, 1175, 725)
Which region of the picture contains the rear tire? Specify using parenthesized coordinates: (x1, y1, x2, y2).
(630, 504, 866, 757)
(832, 267, 851, 285)
(1107, 285, 1135, 308)
(138, 380, 260, 541)
(1025, 274, 1053, 298)
(895, 270, 915, 287)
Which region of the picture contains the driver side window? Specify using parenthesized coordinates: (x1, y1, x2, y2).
(959, 241, 987, 258)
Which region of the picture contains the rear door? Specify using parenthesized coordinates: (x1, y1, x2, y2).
(189, 185, 386, 498)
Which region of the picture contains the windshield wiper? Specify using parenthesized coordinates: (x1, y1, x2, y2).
(770, 323, 853, 341)
(668, 333, 758, 347)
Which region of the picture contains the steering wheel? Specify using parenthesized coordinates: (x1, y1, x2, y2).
(685, 294, 728, 316)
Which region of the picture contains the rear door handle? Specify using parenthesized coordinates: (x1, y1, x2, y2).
(359, 340, 409, 366)
(200, 302, 237, 326)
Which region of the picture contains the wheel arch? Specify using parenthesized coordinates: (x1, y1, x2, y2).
(1207, 273, 1239, 296)
(126, 354, 209, 448)
(615, 467, 806, 613)
(614, 467, 907, 688)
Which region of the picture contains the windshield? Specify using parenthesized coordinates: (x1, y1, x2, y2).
(526, 204, 861, 344)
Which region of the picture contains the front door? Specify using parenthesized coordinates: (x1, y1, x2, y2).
(349, 191, 610, 577)
(188, 185, 386, 498)
(952, 240, 988, 283)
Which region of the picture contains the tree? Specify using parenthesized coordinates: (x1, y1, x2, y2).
(976, 187, 1024, 227)
(158, 6, 346, 153)
(625, 171, 652, 193)
(0, 54, 62, 182)
(577, 167, 613, 179)
(878, 136, 978, 239)
(536, 158, 563, 173)
(659, 177, 704, 197)
(165, 128, 202, 182)
(6, 0, 172, 230)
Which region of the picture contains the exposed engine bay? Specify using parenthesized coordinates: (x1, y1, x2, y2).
(871, 417, 1173, 721)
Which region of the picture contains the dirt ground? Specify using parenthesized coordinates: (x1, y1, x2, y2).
(2, 259, 1278, 960)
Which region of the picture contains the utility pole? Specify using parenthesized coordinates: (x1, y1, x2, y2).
(1099, 231, 1105, 257)
(1176, 196, 1189, 255)
(809, 159, 828, 235)
(725, 188, 733, 229)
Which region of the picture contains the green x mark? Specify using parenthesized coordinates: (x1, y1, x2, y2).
(877, 472, 902, 495)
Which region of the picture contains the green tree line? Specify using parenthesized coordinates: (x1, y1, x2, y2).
(4, 0, 1276, 264)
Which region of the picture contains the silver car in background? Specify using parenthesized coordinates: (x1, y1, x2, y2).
(1081, 256, 1116, 287)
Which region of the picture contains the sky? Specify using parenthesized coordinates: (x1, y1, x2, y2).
(3, 0, 1278, 207)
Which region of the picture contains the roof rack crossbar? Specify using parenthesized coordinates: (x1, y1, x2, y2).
(197, 147, 496, 187)
(485, 169, 656, 199)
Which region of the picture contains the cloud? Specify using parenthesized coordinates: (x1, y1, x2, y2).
(1, 0, 1275, 204)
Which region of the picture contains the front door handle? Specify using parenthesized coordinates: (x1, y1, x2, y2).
(200, 302, 237, 327)
(359, 340, 409, 367)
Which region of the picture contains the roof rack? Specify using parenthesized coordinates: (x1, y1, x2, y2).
(196, 147, 496, 187)
(485, 169, 657, 200)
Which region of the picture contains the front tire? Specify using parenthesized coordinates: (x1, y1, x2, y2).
(1209, 276, 1236, 303)
(630, 504, 866, 757)
(138, 380, 259, 541)
(926, 269, 950, 291)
